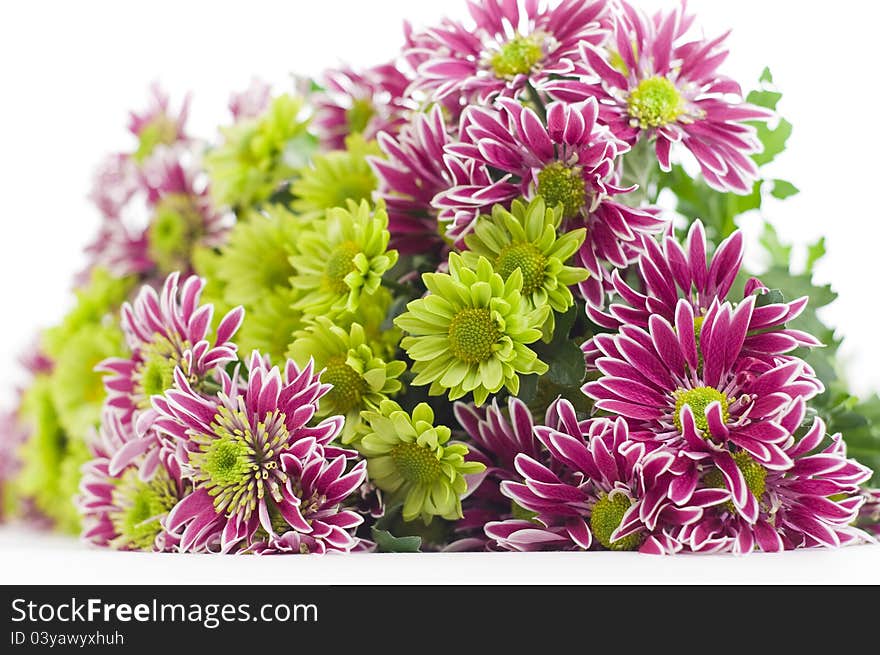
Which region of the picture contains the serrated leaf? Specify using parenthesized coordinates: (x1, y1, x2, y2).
(539, 340, 587, 387)
(771, 179, 799, 200)
(755, 288, 785, 308)
(759, 223, 793, 268)
(805, 237, 827, 273)
(751, 117, 792, 167)
(371, 527, 422, 553)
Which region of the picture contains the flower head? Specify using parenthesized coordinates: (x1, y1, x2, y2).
(438, 97, 665, 306)
(312, 64, 412, 150)
(288, 316, 406, 440)
(156, 352, 352, 552)
(462, 197, 588, 333)
(206, 94, 312, 209)
(229, 78, 271, 122)
(290, 200, 399, 316)
(487, 405, 721, 553)
(544, 2, 771, 193)
(407, 0, 608, 105)
(396, 253, 549, 405)
(128, 83, 190, 163)
(583, 220, 821, 365)
(356, 400, 484, 523)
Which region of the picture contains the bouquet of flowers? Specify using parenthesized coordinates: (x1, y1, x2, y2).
(2, 0, 878, 555)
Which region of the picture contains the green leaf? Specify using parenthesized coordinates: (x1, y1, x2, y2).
(771, 179, 799, 200)
(759, 223, 793, 268)
(371, 527, 422, 553)
(805, 237, 827, 273)
(538, 339, 587, 387)
(755, 288, 785, 308)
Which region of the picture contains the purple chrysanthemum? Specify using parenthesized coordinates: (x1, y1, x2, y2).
(79, 410, 187, 551)
(486, 404, 727, 553)
(229, 78, 271, 122)
(98, 273, 243, 479)
(676, 400, 873, 553)
(858, 489, 880, 538)
(584, 297, 826, 521)
(156, 352, 364, 553)
(0, 406, 27, 521)
(313, 64, 412, 151)
(407, 0, 608, 106)
(128, 82, 190, 156)
(438, 96, 665, 305)
(371, 107, 457, 255)
(583, 220, 821, 366)
(544, 1, 770, 193)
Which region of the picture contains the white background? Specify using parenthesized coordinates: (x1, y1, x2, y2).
(0, 0, 878, 582)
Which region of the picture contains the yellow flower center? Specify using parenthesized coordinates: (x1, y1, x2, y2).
(627, 76, 685, 129)
(490, 34, 544, 79)
(346, 98, 375, 135)
(324, 240, 361, 294)
(390, 442, 442, 485)
(148, 194, 204, 275)
(536, 162, 586, 219)
(672, 386, 730, 435)
(590, 492, 641, 551)
(110, 468, 178, 550)
(322, 354, 368, 414)
(495, 242, 547, 295)
(448, 308, 501, 364)
(705, 451, 768, 512)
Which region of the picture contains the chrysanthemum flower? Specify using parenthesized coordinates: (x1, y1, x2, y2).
(234, 289, 304, 365)
(462, 197, 588, 334)
(89, 153, 140, 220)
(356, 400, 484, 523)
(229, 78, 271, 122)
(129, 83, 190, 163)
(289, 316, 406, 440)
(544, 1, 771, 193)
(290, 200, 399, 316)
(676, 400, 873, 553)
(290, 135, 379, 218)
(406, 0, 608, 105)
(98, 273, 243, 478)
(205, 94, 312, 209)
(583, 220, 821, 366)
(438, 97, 665, 306)
(0, 406, 28, 521)
(371, 107, 458, 255)
(79, 411, 186, 551)
(312, 64, 412, 151)
(487, 406, 726, 553)
(156, 352, 354, 552)
(396, 254, 549, 406)
(858, 489, 880, 538)
(584, 298, 825, 521)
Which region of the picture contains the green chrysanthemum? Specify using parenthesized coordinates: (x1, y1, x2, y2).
(191, 245, 235, 320)
(235, 288, 304, 364)
(289, 316, 406, 440)
(357, 401, 484, 523)
(42, 268, 134, 358)
(289, 199, 399, 316)
(290, 134, 380, 218)
(205, 94, 314, 209)
(213, 206, 300, 307)
(15, 377, 82, 533)
(395, 254, 549, 406)
(146, 193, 211, 275)
(48, 324, 126, 440)
(462, 197, 588, 336)
(333, 286, 402, 361)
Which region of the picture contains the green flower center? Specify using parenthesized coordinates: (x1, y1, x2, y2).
(148, 194, 204, 275)
(536, 162, 586, 219)
(138, 355, 177, 402)
(705, 451, 768, 512)
(346, 98, 375, 135)
(110, 468, 178, 550)
(134, 116, 179, 163)
(448, 308, 501, 364)
(590, 492, 641, 551)
(191, 406, 290, 519)
(672, 386, 730, 435)
(323, 354, 368, 414)
(324, 240, 361, 294)
(490, 35, 544, 79)
(390, 442, 442, 485)
(627, 76, 685, 129)
(495, 242, 547, 296)
(134, 334, 190, 409)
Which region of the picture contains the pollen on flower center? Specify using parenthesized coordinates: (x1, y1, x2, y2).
(447, 308, 501, 364)
(346, 98, 375, 135)
(490, 34, 545, 79)
(322, 354, 368, 413)
(324, 240, 361, 294)
(390, 442, 442, 485)
(590, 492, 641, 551)
(134, 335, 190, 409)
(495, 242, 547, 295)
(536, 162, 586, 219)
(673, 386, 730, 435)
(627, 76, 685, 129)
(110, 468, 178, 550)
(148, 194, 204, 274)
(191, 406, 290, 519)
(706, 451, 768, 510)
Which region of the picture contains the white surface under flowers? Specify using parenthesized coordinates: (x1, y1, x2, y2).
(0, 527, 878, 585)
